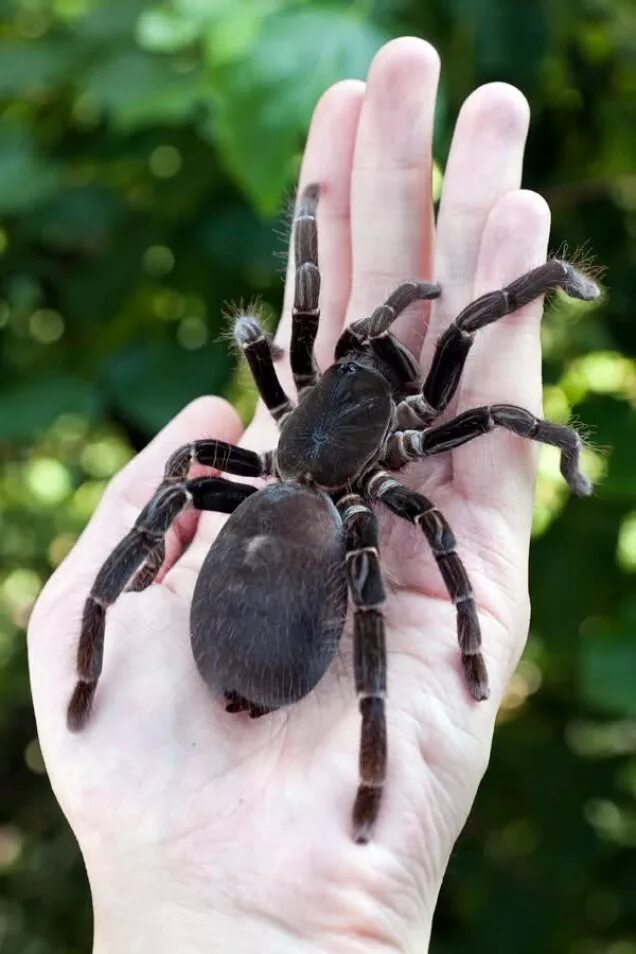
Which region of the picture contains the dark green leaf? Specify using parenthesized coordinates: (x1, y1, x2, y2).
(105, 338, 233, 434)
(0, 125, 62, 213)
(579, 629, 636, 715)
(84, 50, 209, 129)
(0, 377, 101, 440)
(0, 40, 78, 97)
(209, 8, 387, 211)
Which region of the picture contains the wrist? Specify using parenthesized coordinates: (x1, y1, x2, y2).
(90, 871, 289, 954)
(88, 860, 436, 954)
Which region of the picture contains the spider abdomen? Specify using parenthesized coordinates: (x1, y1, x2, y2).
(277, 361, 392, 488)
(190, 483, 347, 709)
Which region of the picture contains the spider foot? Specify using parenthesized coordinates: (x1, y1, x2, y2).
(67, 680, 96, 732)
(462, 652, 490, 702)
(558, 260, 601, 301)
(352, 784, 382, 845)
(560, 447, 593, 496)
(457, 601, 490, 701)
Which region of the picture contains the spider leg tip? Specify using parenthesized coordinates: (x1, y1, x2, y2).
(352, 783, 382, 844)
(562, 464, 593, 497)
(66, 712, 82, 733)
(561, 261, 602, 301)
(66, 681, 95, 732)
(466, 678, 490, 703)
(463, 653, 490, 702)
(573, 475, 593, 497)
(352, 818, 373, 845)
(576, 277, 601, 301)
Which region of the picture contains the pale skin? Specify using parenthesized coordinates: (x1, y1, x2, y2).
(29, 38, 554, 954)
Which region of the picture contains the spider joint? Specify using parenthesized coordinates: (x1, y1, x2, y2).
(366, 471, 399, 498)
(453, 591, 475, 606)
(346, 545, 379, 560)
(87, 593, 107, 608)
(341, 504, 372, 523)
(358, 692, 387, 704)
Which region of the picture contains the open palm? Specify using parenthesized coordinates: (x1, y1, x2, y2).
(29, 38, 573, 953)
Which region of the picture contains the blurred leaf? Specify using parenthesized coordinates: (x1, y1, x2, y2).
(136, 7, 201, 52)
(84, 50, 208, 129)
(138, 0, 284, 60)
(208, 8, 387, 211)
(0, 126, 62, 214)
(105, 338, 232, 433)
(0, 377, 100, 440)
(0, 40, 77, 97)
(447, 0, 547, 81)
(197, 201, 279, 271)
(202, 5, 264, 66)
(74, 0, 150, 41)
(580, 629, 636, 715)
(581, 396, 636, 500)
(22, 185, 126, 252)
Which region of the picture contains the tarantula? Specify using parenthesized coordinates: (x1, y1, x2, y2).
(68, 184, 599, 843)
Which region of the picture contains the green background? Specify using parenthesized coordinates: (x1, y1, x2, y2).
(0, 0, 634, 951)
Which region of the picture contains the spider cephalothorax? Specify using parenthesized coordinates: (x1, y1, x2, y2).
(68, 183, 599, 843)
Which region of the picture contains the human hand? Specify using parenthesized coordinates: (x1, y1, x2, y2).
(30, 37, 560, 954)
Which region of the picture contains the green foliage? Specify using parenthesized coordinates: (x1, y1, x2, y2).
(0, 124, 62, 213)
(139, 0, 388, 209)
(0, 0, 634, 951)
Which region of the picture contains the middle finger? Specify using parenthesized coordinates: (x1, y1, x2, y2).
(346, 38, 440, 356)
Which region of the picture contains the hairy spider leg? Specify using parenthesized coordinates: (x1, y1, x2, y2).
(338, 493, 388, 844)
(352, 281, 441, 340)
(67, 476, 257, 732)
(364, 470, 489, 702)
(395, 259, 600, 427)
(290, 183, 322, 397)
(127, 542, 166, 593)
(164, 438, 273, 481)
(234, 315, 293, 425)
(125, 439, 273, 593)
(385, 404, 591, 496)
(353, 280, 440, 394)
(335, 281, 440, 394)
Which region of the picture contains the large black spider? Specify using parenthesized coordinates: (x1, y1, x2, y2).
(68, 184, 599, 843)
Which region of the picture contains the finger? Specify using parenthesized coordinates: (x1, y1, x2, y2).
(29, 396, 243, 636)
(452, 190, 551, 517)
(277, 79, 365, 371)
(427, 84, 530, 369)
(346, 37, 440, 355)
